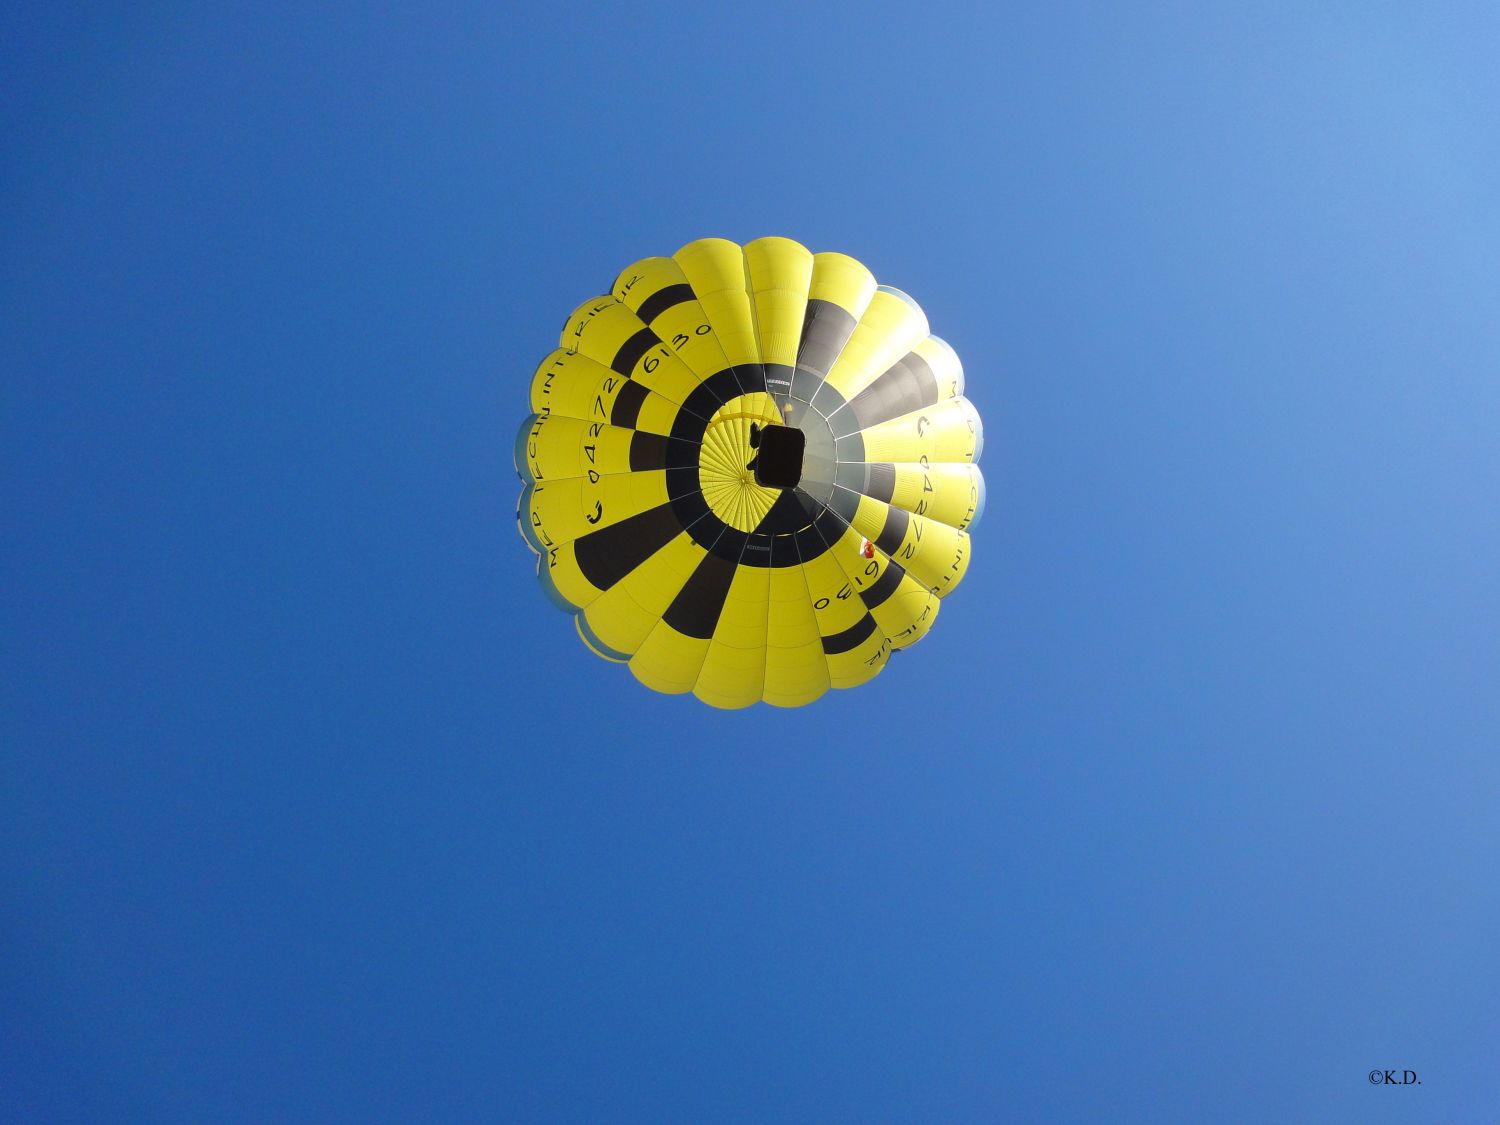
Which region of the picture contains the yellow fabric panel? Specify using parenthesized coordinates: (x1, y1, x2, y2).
(807, 252, 878, 318)
(856, 396, 983, 464)
(849, 492, 892, 536)
(884, 462, 986, 530)
(897, 520, 972, 597)
(519, 414, 637, 483)
(873, 579, 941, 650)
(633, 395, 679, 436)
(763, 561, 829, 707)
(674, 238, 759, 367)
(690, 562, 769, 704)
(744, 236, 814, 367)
(521, 471, 668, 551)
(826, 641, 889, 690)
(766, 562, 821, 648)
(692, 641, 765, 710)
(527, 348, 599, 417)
(709, 562, 770, 651)
(581, 533, 705, 656)
(762, 655, 830, 707)
(824, 289, 930, 401)
(527, 348, 679, 434)
(558, 296, 613, 352)
(581, 586, 659, 660)
(629, 622, 711, 695)
(913, 335, 966, 400)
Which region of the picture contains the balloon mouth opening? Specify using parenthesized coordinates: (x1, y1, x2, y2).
(751, 424, 804, 489)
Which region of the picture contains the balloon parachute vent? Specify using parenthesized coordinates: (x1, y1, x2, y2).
(753, 426, 804, 489)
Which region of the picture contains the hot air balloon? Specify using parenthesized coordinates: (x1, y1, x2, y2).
(515, 237, 985, 708)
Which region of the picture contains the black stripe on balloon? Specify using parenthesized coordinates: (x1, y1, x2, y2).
(610, 327, 660, 377)
(661, 389, 711, 532)
(860, 561, 905, 609)
(677, 369, 743, 428)
(730, 363, 768, 396)
(797, 299, 857, 378)
(846, 432, 866, 463)
(789, 365, 828, 405)
(770, 534, 800, 569)
(611, 380, 649, 429)
(826, 486, 860, 524)
(794, 507, 847, 560)
(829, 351, 940, 437)
(874, 506, 910, 557)
(667, 437, 701, 468)
(706, 525, 749, 565)
(864, 462, 896, 503)
(755, 489, 817, 537)
(740, 531, 776, 565)
(669, 409, 704, 449)
(810, 379, 848, 417)
(628, 432, 669, 472)
(834, 462, 864, 492)
(635, 283, 694, 324)
(821, 612, 877, 655)
(667, 469, 710, 517)
(835, 435, 866, 462)
(762, 362, 794, 398)
(573, 503, 683, 592)
(818, 506, 848, 545)
(662, 545, 740, 639)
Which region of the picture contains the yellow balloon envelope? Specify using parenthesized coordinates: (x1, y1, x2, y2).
(515, 237, 986, 708)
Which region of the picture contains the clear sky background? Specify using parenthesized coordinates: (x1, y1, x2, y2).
(4, 4, 1498, 1122)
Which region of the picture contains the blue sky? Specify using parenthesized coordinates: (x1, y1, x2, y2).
(4, 4, 1498, 1121)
